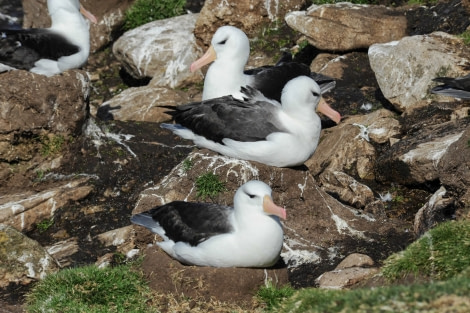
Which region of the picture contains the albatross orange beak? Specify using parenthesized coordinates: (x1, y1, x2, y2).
(80, 5, 98, 24)
(263, 195, 287, 220)
(316, 98, 341, 124)
(190, 45, 217, 73)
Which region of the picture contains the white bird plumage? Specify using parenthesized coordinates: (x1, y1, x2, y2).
(162, 76, 341, 167)
(191, 25, 336, 101)
(131, 180, 286, 268)
(0, 0, 97, 76)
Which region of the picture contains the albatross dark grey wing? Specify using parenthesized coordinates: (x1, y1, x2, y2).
(131, 201, 234, 246)
(0, 28, 80, 70)
(162, 93, 286, 144)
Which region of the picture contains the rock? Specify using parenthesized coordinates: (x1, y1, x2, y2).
(285, 3, 407, 51)
(439, 126, 470, 196)
(307, 109, 399, 180)
(414, 186, 455, 237)
(87, 0, 134, 52)
(336, 253, 375, 269)
(45, 238, 79, 267)
(316, 253, 378, 289)
(0, 224, 59, 288)
(0, 70, 89, 136)
(376, 119, 468, 185)
(97, 85, 200, 122)
(369, 32, 470, 112)
(194, 0, 305, 47)
(0, 69, 90, 189)
(132, 149, 411, 288)
(0, 178, 93, 232)
(318, 170, 375, 209)
(113, 13, 202, 87)
(140, 247, 288, 303)
(316, 266, 379, 289)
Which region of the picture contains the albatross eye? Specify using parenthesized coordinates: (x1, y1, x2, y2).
(247, 194, 256, 199)
(311, 91, 320, 97)
(218, 39, 227, 45)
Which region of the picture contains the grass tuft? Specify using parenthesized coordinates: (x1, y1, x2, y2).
(257, 282, 295, 311)
(195, 173, 227, 201)
(382, 220, 470, 281)
(26, 264, 156, 313)
(124, 0, 186, 30)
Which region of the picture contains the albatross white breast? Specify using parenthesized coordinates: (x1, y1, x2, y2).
(190, 25, 336, 101)
(0, 0, 97, 76)
(131, 180, 286, 268)
(161, 75, 341, 168)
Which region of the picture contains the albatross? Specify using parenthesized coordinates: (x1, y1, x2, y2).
(131, 180, 286, 268)
(190, 25, 336, 101)
(161, 75, 341, 168)
(431, 74, 470, 99)
(0, 0, 97, 76)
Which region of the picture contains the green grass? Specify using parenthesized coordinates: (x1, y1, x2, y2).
(459, 30, 470, 45)
(195, 172, 227, 200)
(278, 274, 470, 313)
(274, 220, 470, 313)
(182, 158, 193, 172)
(40, 134, 65, 156)
(36, 218, 54, 233)
(257, 282, 295, 311)
(382, 220, 470, 281)
(26, 264, 156, 313)
(124, 0, 186, 30)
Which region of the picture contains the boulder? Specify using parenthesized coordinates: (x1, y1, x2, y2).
(307, 109, 400, 180)
(369, 32, 470, 112)
(414, 186, 455, 237)
(285, 3, 407, 51)
(193, 0, 305, 47)
(0, 224, 59, 288)
(316, 253, 379, 289)
(113, 13, 202, 86)
(0, 178, 93, 232)
(375, 119, 469, 185)
(0, 70, 90, 192)
(97, 85, 201, 122)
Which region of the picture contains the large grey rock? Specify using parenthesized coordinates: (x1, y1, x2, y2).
(369, 32, 470, 112)
(113, 13, 202, 87)
(285, 3, 407, 51)
(0, 224, 59, 287)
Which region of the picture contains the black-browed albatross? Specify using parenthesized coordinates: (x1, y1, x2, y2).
(431, 73, 470, 99)
(0, 0, 97, 76)
(161, 75, 341, 168)
(131, 180, 286, 268)
(190, 25, 336, 101)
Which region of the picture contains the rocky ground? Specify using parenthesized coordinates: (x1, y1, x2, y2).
(1, 0, 469, 311)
